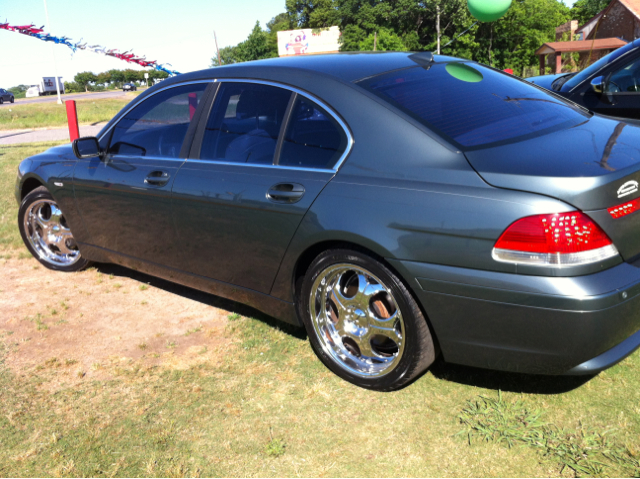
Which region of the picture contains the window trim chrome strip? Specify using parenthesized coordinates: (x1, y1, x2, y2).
(98, 77, 354, 174)
(97, 80, 213, 144)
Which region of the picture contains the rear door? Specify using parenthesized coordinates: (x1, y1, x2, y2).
(73, 82, 210, 268)
(171, 80, 351, 294)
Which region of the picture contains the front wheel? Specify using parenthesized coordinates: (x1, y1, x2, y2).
(18, 186, 90, 272)
(299, 249, 436, 391)
(10, 96, 14, 103)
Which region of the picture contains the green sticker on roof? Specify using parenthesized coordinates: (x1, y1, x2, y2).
(445, 63, 483, 83)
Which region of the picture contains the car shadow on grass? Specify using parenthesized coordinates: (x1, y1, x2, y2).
(94, 263, 593, 393)
(95, 262, 308, 341)
(428, 357, 594, 394)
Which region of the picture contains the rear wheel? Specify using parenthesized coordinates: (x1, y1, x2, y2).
(299, 249, 436, 391)
(18, 186, 90, 272)
(0, 98, 3, 104)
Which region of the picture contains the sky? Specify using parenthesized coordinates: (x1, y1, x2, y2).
(0, 0, 285, 88)
(1, 0, 577, 89)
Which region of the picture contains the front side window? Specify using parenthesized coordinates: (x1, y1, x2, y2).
(108, 83, 207, 158)
(200, 83, 292, 164)
(278, 96, 348, 169)
(606, 57, 640, 93)
(358, 63, 589, 148)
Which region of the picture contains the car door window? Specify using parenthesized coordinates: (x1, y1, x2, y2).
(108, 83, 207, 158)
(607, 58, 640, 93)
(278, 96, 348, 169)
(200, 82, 292, 164)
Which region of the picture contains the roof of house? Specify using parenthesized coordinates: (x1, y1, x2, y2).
(535, 38, 628, 55)
(616, 0, 640, 20)
(577, 0, 640, 35)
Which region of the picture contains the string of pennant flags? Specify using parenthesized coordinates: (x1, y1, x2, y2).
(0, 20, 180, 76)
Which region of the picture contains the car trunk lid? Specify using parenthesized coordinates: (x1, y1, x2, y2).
(464, 115, 640, 260)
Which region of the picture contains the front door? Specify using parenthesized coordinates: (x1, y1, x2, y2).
(171, 81, 350, 294)
(73, 82, 209, 268)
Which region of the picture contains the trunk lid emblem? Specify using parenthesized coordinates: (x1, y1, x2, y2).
(617, 180, 638, 198)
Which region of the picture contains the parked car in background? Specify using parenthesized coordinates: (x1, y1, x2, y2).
(14, 52, 640, 391)
(123, 83, 137, 92)
(527, 38, 640, 119)
(0, 88, 14, 103)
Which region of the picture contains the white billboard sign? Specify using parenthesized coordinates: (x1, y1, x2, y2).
(277, 26, 341, 57)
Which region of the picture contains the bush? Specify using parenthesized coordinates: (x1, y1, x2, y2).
(63, 81, 83, 93)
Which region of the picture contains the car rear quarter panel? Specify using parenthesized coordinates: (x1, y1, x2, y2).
(269, 96, 581, 303)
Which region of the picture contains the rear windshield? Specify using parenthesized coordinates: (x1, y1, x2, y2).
(357, 63, 589, 149)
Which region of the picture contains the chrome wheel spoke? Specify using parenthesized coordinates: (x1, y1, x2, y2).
(309, 263, 405, 378)
(369, 314, 402, 344)
(23, 198, 81, 267)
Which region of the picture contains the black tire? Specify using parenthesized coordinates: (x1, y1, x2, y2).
(299, 248, 436, 391)
(0, 98, 3, 104)
(18, 186, 91, 272)
(10, 96, 14, 103)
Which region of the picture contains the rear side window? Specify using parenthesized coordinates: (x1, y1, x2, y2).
(108, 83, 206, 158)
(278, 96, 348, 169)
(200, 83, 292, 164)
(358, 63, 588, 148)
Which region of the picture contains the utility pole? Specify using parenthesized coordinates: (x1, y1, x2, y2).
(436, 4, 441, 55)
(43, 0, 62, 104)
(373, 31, 377, 51)
(214, 31, 221, 66)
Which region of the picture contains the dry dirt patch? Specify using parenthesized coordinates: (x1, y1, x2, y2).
(0, 256, 235, 383)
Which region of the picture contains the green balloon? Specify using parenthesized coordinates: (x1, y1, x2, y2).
(445, 63, 484, 82)
(467, 0, 512, 22)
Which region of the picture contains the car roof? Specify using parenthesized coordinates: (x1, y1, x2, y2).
(172, 51, 464, 84)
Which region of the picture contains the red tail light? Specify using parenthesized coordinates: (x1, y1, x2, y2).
(493, 212, 618, 267)
(608, 197, 640, 219)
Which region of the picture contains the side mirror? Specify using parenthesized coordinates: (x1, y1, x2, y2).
(72, 137, 101, 159)
(591, 76, 605, 94)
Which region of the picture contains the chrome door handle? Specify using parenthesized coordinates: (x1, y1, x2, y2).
(144, 171, 170, 186)
(267, 183, 305, 203)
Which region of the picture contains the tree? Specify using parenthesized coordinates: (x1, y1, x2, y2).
(96, 71, 111, 87)
(107, 69, 125, 87)
(571, 0, 611, 25)
(469, 0, 570, 73)
(123, 69, 141, 84)
(74, 71, 97, 92)
(210, 21, 277, 66)
(266, 13, 294, 54)
(359, 28, 408, 51)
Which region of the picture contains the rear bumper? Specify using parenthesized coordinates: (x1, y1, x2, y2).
(388, 258, 640, 375)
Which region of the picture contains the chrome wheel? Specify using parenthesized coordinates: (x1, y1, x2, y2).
(309, 264, 405, 377)
(23, 199, 81, 266)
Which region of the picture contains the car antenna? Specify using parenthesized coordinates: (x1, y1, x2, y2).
(409, 51, 435, 69)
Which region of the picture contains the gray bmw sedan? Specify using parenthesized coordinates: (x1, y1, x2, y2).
(15, 52, 640, 390)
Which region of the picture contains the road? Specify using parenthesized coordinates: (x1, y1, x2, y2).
(6, 89, 145, 105)
(0, 123, 107, 145)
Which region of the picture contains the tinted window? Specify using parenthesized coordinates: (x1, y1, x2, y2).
(563, 38, 639, 91)
(606, 57, 640, 93)
(278, 96, 347, 169)
(358, 63, 588, 148)
(200, 83, 292, 164)
(108, 83, 207, 158)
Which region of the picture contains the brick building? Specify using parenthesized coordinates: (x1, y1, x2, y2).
(579, 0, 640, 42)
(535, 0, 639, 75)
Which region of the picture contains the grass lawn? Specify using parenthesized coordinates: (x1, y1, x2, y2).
(0, 95, 140, 131)
(1, 142, 640, 477)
